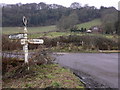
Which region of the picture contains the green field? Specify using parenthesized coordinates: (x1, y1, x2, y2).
(3, 18, 116, 39)
(2, 25, 56, 34)
(2, 18, 117, 39)
(28, 31, 118, 40)
(77, 19, 102, 29)
(2, 19, 101, 35)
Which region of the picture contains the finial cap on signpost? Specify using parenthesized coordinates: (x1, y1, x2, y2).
(23, 16, 27, 26)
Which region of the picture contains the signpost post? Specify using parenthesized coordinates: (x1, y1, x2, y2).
(23, 16, 29, 64)
(9, 16, 44, 68)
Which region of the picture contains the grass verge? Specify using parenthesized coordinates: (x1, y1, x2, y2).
(3, 64, 84, 88)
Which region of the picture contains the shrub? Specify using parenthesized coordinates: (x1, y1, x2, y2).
(48, 35, 118, 50)
(2, 35, 22, 51)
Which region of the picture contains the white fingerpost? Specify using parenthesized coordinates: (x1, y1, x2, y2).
(23, 16, 29, 64)
(9, 16, 44, 67)
(22, 16, 44, 64)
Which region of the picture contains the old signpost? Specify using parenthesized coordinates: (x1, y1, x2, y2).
(9, 16, 44, 66)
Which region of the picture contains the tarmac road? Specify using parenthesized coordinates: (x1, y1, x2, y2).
(54, 53, 118, 88)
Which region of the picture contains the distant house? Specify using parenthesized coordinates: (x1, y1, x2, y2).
(86, 30, 92, 33)
(90, 26, 102, 33)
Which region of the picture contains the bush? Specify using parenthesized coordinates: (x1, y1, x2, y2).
(2, 35, 22, 51)
(46, 35, 118, 50)
(2, 46, 55, 79)
(30, 46, 55, 65)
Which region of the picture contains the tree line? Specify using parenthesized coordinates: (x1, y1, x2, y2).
(2, 2, 119, 34)
(2, 2, 100, 26)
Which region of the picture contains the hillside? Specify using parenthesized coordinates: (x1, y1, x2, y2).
(77, 19, 102, 29)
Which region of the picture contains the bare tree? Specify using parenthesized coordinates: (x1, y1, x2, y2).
(57, 12, 79, 31)
(70, 2, 81, 9)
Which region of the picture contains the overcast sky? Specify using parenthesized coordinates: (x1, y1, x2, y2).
(0, 0, 119, 9)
